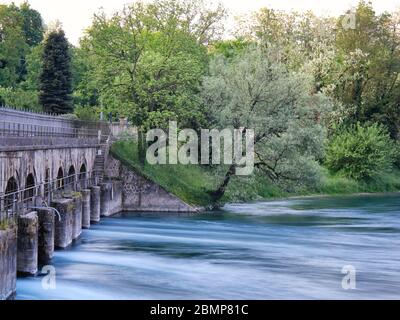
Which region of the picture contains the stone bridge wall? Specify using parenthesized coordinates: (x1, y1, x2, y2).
(0, 146, 98, 197)
(0, 107, 106, 206)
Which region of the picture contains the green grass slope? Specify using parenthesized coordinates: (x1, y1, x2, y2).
(111, 140, 219, 207)
(111, 140, 400, 207)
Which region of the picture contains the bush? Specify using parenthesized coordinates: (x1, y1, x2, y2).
(74, 105, 100, 121)
(325, 123, 396, 180)
(0, 86, 41, 111)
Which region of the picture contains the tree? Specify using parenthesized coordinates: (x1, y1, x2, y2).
(81, 0, 226, 129)
(18, 1, 44, 47)
(19, 43, 42, 91)
(0, 2, 44, 87)
(0, 2, 43, 111)
(202, 46, 330, 201)
(80, 0, 226, 161)
(236, 7, 336, 71)
(39, 28, 73, 114)
(240, 1, 400, 141)
(0, 4, 27, 87)
(332, 2, 400, 138)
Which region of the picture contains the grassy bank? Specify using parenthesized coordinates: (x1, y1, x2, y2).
(111, 140, 220, 207)
(111, 140, 400, 207)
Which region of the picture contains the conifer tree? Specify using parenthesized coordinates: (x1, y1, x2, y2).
(39, 28, 72, 114)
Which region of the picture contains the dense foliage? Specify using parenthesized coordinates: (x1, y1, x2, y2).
(0, 0, 399, 202)
(0, 2, 43, 107)
(202, 46, 330, 198)
(326, 123, 397, 180)
(78, 0, 226, 130)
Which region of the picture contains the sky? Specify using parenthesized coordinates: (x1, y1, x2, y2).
(2, 0, 400, 45)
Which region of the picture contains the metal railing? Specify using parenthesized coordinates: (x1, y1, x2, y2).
(0, 121, 101, 139)
(0, 121, 111, 150)
(0, 170, 101, 223)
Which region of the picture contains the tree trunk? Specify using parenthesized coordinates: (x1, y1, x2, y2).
(211, 164, 236, 203)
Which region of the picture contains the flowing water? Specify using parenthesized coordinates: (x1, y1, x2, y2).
(16, 194, 400, 299)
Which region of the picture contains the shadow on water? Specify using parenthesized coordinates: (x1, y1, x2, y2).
(16, 193, 400, 300)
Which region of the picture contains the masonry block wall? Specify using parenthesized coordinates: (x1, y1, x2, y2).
(104, 154, 199, 213)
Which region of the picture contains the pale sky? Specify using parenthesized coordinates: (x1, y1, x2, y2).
(2, 0, 400, 45)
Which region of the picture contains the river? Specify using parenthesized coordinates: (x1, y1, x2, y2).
(16, 194, 400, 299)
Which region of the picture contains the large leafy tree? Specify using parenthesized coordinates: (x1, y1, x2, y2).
(0, 4, 27, 87)
(80, 0, 226, 162)
(334, 2, 400, 138)
(237, 7, 336, 72)
(202, 46, 330, 200)
(18, 1, 44, 47)
(39, 28, 73, 114)
(240, 1, 400, 141)
(0, 2, 43, 110)
(80, 0, 226, 129)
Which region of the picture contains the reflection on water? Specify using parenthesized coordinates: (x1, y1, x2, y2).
(17, 194, 400, 299)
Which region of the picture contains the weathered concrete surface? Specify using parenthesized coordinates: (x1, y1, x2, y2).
(52, 198, 73, 248)
(37, 208, 55, 264)
(0, 146, 97, 203)
(105, 156, 200, 212)
(73, 195, 82, 239)
(0, 225, 17, 300)
(109, 180, 123, 215)
(63, 193, 82, 240)
(81, 189, 91, 229)
(90, 186, 101, 223)
(17, 212, 38, 275)
(100, 183, 112, 217)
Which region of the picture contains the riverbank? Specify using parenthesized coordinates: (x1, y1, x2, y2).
(223, 168, 400, 202)
(111, 140, 400, 207)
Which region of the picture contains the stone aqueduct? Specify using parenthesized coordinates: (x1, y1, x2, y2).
(0, 107, 105, 219)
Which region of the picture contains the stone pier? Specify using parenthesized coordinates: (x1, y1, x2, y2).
(100, 183, 112, 217)
(69, 194, 82, 240)
(0, 225, 17, 300)
(90, 186, 101, 223)
(37, 208, 55, 264)
(17, 212, 38, 275)
(81, 189, 91, 229)
(52, 198, 74, 248)
(108, 180, 123, 215)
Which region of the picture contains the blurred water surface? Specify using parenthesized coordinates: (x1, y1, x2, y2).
(17, 194, 400, 299)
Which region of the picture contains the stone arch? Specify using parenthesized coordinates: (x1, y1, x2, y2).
(79, 163, 88, 188)
(66, 165, 76, 189)
(4, 176, 19, 210)
(56, 167, 64, 190)
(24, 173, 36, 202)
